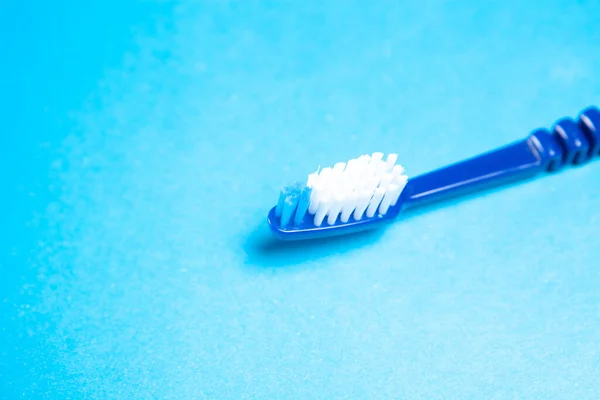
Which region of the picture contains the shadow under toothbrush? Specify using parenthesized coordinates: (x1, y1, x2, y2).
(242, 223, 385, 269)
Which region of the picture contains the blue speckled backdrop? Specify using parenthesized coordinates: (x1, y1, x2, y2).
(2, 1, 600, 398)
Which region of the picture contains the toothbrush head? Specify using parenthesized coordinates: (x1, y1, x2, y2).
(268, 153, 409, 240)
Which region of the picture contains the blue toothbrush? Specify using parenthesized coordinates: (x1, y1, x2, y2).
(268, 106, 600, 240)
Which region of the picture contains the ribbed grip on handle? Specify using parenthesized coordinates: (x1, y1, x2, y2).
(529, 106, 600, 171)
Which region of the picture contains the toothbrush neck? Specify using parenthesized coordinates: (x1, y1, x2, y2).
(401, 122, 583, 209)
(402, 139, 543, 209)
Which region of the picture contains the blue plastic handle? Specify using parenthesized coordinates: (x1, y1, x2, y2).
(268, 106, 600, 240)
(404, 107, 600, 209)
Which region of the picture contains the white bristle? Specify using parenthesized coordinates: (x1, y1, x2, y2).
(392, 164, 405, 176)
(307, 172, 318, 187)
(366, 187, 386, 218)
(340, 192, 358, 223)
(307, 172, 320, 214)
(389, 188, 403, 208)
(380, 173, 393, 188)
(313, 198, 330, 227)
(353, 190, 372, 221)
(308, 193, 320, 214)
(326, 198, 343, 225)
(286, 152, 408, 227)
(386, 153, 398, 170)
(367, 175, 380, 192)
(333, 162, 346, 173)
(378, 183, 399, 215)
(345, 159, 358, 173)
(391, 175, 408, 206)
(320, 167, 333, 181)
(371, 152, 384, 164)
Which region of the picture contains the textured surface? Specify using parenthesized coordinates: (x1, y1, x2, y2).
(2, 1, 600, 399)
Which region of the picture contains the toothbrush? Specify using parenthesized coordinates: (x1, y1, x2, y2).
(268, 106, 600, 240)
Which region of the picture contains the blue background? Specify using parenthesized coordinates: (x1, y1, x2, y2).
(2, 1, 600, 398)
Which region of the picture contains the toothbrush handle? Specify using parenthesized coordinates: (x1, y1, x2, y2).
(403, 107, 600, 209)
